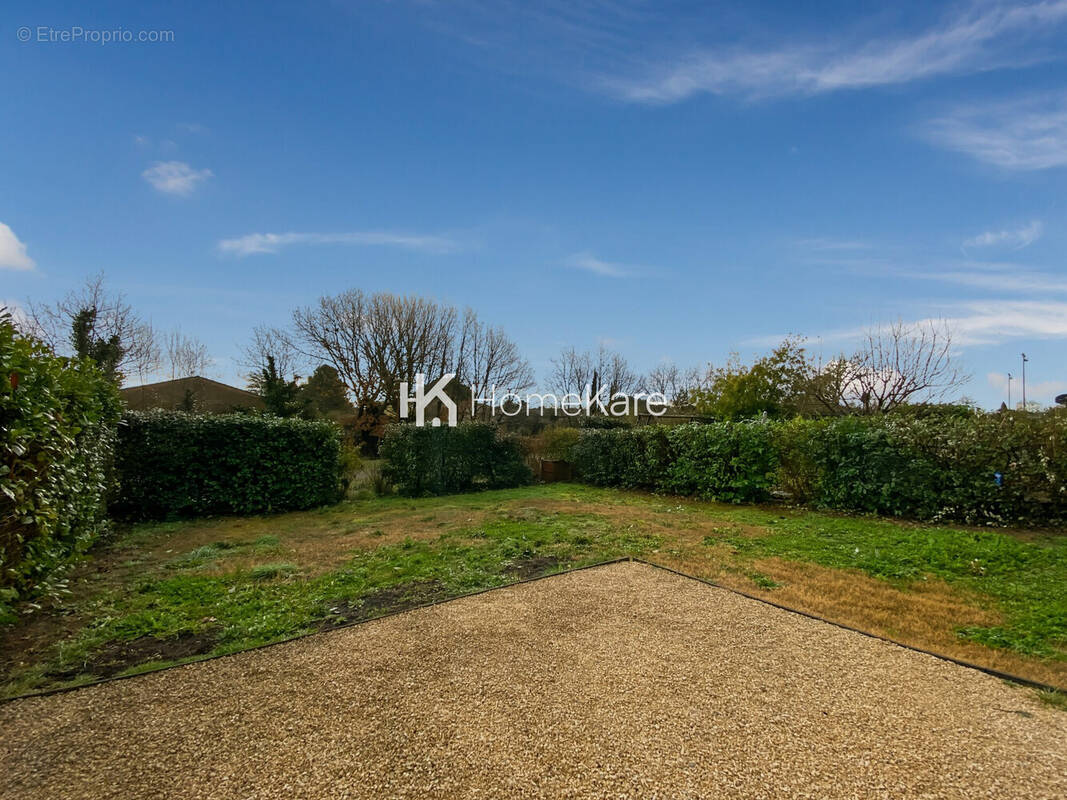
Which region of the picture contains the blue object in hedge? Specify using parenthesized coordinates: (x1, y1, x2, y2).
(994, 471, 1003, 487)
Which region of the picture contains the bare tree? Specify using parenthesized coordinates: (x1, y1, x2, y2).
(290, 290, 464, 418)
(162, 329, 212, 379)
(812, 320, 968, 413)
(21, 273, 159, 383)
(550, 345, 640, 402)
(240, 325, 305, 391)
(361, 292, 458, 413)
(455, 309, 534, 419)
(646, 362, 704, 407)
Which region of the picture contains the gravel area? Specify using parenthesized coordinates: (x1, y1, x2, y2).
(2, 561, 1065, 799)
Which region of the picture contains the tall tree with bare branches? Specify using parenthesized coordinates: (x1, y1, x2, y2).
(162, 329, 213, 379)
(550, 345, 640, 404)
(646, 362, 704, 407)
(455, 309, 534, 420)
(290, 290, 465, 418)
(240, 325, 305, 391)
(844, 319, 968, 412)
(21, 273, 158, 383)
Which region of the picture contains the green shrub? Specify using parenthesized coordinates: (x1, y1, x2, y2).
(772, 417, 826, 503)
(569, 410, 1067, 524)
(1, 315, 121, 619)
(662, 422, 779, 503)
(569, 422, 777, 503)
(538, 426, 582, 461)
(379, 422, 532, 496)
(114, 411, 344, 519)
(802, 410, 1067, 524)
(569, 426, 669, 490)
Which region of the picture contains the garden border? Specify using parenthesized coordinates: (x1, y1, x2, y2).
(2, 556, 1062, 705)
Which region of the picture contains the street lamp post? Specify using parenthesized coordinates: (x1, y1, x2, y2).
(1021, 353, 1029, 409)
(1007, 372, 1013, 409)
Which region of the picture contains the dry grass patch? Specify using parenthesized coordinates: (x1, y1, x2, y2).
(2, 483, 1064, 697)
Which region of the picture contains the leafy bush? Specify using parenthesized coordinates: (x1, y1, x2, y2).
(797, 410, 1067, 524)
(772, 417, 826, 504)
(379, 422, 531, 496)
(569, 426, 669, 490)
(570, 410, 1067, 524)
(570, 422, 777, 503)
(114, 411, 344, 519)
(1, 316, 121, 619)
(662, 422, 779, 502)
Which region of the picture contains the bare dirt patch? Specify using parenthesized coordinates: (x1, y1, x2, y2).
(504, 555, 564, 579)
(46, 631, 219, 680)
(319, 580, 449, 628)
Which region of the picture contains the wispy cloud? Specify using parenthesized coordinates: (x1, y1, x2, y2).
(218, 231, 461, 257)
(142, 161, 214, 196)
(565, 251, 643, 278)
(963, 220, 1043, 249)
(601, 2, 1067, 103)
(800, 301, 1067, 347)
(920, 266, 1067, 294)
(945, 300, 1067, 343)
(925, 91, 1067, 169)
(0, 222, 35, 271)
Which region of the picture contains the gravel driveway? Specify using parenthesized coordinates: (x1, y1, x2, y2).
(2, 561, 1064, 799)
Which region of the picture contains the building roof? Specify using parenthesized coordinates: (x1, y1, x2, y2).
(120, 376, 265, 413)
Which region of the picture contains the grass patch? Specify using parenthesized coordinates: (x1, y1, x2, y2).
(722, 514, 1067, 658)
(1, 483, 1063, 698)
(1, 503, 658, 696)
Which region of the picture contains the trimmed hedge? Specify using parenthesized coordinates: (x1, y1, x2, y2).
(570, 422, 778, 503)
(796, 409, 1067, 524)
(569, 411, 1067, 524)
(114, 411, 344, 519)
(1, 317, 121, 619)
(380, 422, 531, 496)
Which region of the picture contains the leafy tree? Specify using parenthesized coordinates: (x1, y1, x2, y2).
(301, 364, 354, 418)
(259, 355, 306, 418)
(71, 308, 124, 382)
(693, 337, 811, 420)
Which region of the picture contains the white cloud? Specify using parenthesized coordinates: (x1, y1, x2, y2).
(217, 231, 461, 257)
(926, 92, 1067, 169)
(921, 267, 1067, 294)
(0, 223, 35, 271)
(963, 220, 1043, 249)
(142, 161, 214, 196)
(940, 300, 1067, 344)
(565, 252, 640, 278)
(756, 300, 1067, 350)
(601, 2, 1067, 102)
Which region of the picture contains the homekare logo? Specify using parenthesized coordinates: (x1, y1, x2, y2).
(400, 374, 669, 427)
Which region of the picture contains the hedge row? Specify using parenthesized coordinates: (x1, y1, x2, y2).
(380, 422, 531, 496)
(568, 410, 1067, 524)
(786, 410, 1067, 524)
(1, 317, 121, 620)
(569, 422, 778, 503)
(114, 411, 344, 519)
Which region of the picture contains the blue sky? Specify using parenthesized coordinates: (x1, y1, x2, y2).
(3, 0, 1067, 408)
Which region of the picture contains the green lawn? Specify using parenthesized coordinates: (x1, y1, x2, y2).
(1, 484, 1064, 699)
